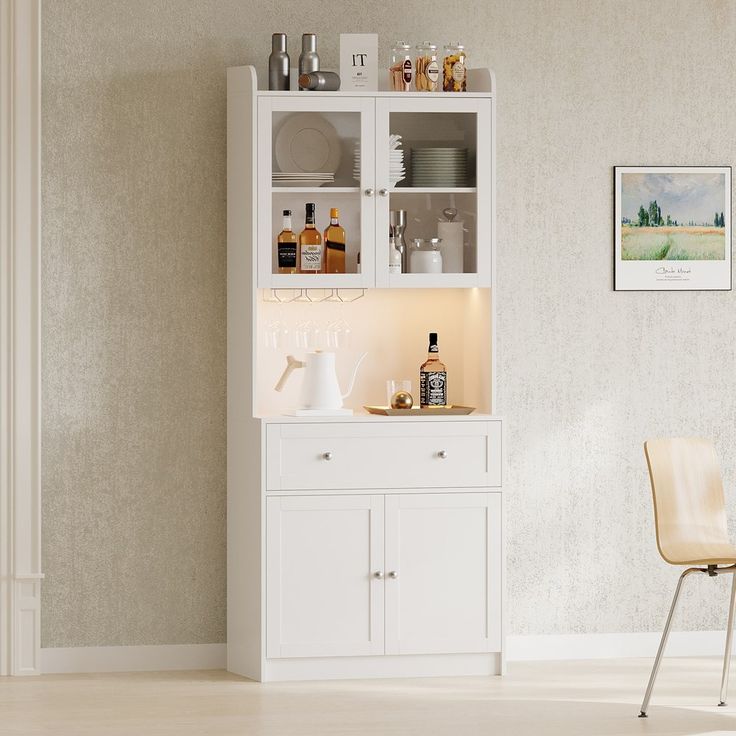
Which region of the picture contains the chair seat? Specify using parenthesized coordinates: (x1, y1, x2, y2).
(662, 541, 736, 566)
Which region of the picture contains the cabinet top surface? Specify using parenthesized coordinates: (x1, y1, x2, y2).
(257, 413, 502, 424)
(227, 65, 495, 98)
(256, 90, 493, 99)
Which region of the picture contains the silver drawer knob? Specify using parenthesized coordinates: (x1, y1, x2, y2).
(378, 188, 389, 197)
(364, 188, 375, 197)
(373, 570, 384, 579)
(437, 450, 448, 459)
(322, 451, 333, 461)
(388, 571, 398, 579)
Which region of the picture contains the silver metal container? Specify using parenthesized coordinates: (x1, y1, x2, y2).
(389, 210, 408, 273)
(298, 33, 320, 89)
(268, 33, 290, 91)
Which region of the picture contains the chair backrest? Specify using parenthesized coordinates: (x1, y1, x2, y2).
(644, 437, 729, 564)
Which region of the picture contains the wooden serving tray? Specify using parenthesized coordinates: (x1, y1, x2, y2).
(363, 405, 476, 416)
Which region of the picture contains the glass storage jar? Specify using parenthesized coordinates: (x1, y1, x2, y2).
(389, 42, 413, 91)
(410, 238, 443, 273)
(415, 42, 440, 92)
(443, 43, 467, 92)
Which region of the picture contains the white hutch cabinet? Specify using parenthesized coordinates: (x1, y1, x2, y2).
(227, 65, 502, 681)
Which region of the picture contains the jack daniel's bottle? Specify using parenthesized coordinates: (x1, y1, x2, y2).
(420, 332, 447, 407)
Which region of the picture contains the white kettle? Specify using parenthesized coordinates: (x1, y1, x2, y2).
(274, 350, 367, 416)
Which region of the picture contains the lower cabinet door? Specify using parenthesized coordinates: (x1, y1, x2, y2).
(266, 495, 385, 658)
(384, 492, 502, 655)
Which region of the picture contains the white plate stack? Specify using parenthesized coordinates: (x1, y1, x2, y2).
(411, 148, 468, 188)
(353, 135, 405, 187)
(272, 172, 335, 187)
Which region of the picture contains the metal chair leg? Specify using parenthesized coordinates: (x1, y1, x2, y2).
(639, 568, 704, 717)
(719, 573, 736, 706)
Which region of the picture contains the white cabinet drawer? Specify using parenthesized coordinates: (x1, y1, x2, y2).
(266, 420, 501, 491)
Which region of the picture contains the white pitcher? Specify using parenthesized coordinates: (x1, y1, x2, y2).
(275, 350, 367, 415)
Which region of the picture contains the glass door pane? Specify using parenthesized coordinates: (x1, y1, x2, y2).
(375, 98, 491, 288)
(257, 98, 375, 288)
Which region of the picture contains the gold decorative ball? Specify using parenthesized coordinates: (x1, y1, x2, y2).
(391, 391, 414, 409)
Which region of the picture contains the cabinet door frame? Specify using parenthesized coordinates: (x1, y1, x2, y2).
(384, 491, 502, 655)
(256, 96, 376, 289)
(266, 494, 385, 658)
(374, 97, 493, 288)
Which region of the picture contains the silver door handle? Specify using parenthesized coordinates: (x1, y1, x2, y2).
(373, 570, 384, 579)
(364, 188, 375, 197)
(378, 188, 389, 197)
(322, 451, 333, 461)
(388, 571, 398, 579)
(437, 450, 448, 459)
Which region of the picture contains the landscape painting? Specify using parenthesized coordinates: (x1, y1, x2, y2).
(614, 166, 732, 291)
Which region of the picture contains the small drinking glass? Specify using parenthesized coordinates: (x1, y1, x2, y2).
(327, 319, 352, 349)
(386, 379, 412, 406)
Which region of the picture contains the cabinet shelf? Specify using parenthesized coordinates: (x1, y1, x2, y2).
(271, 186, 360, 194)
(392, 187, 477, 194)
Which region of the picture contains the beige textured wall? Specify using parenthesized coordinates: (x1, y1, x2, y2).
(42, 0, 736, 647)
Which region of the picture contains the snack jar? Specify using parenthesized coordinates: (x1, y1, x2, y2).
(389, 42, 413, 92)
(415, 42, 440, 92)
(443, 43, 467, 92)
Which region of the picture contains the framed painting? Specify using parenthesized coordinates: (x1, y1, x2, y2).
(614, 166, 732, 290)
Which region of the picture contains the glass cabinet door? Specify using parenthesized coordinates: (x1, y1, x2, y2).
(257, 97, 375, 288)
(374, 97, 492, 288)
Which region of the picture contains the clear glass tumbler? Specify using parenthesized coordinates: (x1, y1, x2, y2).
(386, 379, 412, 406)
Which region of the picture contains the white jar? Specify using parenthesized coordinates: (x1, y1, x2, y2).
(410, 238, 443, 273)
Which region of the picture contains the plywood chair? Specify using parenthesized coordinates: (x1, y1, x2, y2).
(639, 437, 736, 717)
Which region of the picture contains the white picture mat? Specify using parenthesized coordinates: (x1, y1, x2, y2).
(614, 166, 732, 291)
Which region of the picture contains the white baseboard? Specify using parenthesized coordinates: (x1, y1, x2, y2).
(39, 632, 726, 675)
(507, 630, 727, 661)
(40, 643, 227, 674)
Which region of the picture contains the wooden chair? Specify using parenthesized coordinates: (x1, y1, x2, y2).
(640, 437, 736, 716)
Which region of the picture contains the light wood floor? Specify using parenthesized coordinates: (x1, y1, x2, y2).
(2, 658, 736, 735)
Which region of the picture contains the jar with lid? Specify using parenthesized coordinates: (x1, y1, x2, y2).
(389, 42, 413, 91)
(415, 42, 440, 92)
(410, 238, 443, 273)
(443, 43, 467, 92)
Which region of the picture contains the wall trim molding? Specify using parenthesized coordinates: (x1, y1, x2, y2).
(0, 0, 43, 676)
(41, 644, 227, 674)
(38, 632, 726, 674)
(507, 630, 729, 662)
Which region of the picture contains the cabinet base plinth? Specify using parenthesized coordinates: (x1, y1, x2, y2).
(258, 652, 502, 682)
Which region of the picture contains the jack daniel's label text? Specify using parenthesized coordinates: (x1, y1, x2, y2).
(420, 370, 447, 406)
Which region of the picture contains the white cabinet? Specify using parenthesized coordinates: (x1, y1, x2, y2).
(266, 495, 384, 658)
(226, 65, 503, 682)
(266, 490, 502, 662)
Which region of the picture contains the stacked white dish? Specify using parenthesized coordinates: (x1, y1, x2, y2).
(353, 134, 405, 186)
(411, 148, 468, 188)
(272, 172, 334, 187)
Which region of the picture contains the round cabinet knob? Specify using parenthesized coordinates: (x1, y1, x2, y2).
(322, 451, 333, 461)
(364, 188, 375, 197)
(388, 571, 399, 579)
(378, 188, 389, 197)
(437, 450, 448, 459)
(373, 571, 384, 579)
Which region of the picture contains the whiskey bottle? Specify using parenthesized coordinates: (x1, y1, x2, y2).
(323, 207, 346, 274)
(299, 202, 323, 273)
(277, 209, 297, 274)
(419, 332, 447, 407)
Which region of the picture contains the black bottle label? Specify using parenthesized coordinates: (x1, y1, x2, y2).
(325, 238, 346, 252)
(278, 242, 297, 268)
(420, 371, 447, 406)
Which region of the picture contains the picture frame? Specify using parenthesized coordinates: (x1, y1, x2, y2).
(614, 166, 732, 291)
